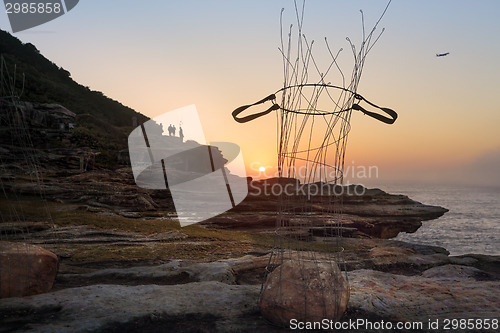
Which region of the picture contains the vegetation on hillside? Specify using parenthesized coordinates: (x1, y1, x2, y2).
(0, 29, 149, 168)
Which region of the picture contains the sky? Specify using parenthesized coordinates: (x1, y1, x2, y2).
(1, 0, 500, 186)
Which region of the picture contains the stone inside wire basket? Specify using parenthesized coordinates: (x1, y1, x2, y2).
(232, 1, 397, 328)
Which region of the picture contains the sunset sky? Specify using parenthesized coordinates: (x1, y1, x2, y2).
(2, 0, 499, 185)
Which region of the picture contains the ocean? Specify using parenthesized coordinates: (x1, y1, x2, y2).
(371, 183, 500, 256)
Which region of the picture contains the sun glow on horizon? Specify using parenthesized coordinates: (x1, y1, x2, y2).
(7, 1, 498, 185)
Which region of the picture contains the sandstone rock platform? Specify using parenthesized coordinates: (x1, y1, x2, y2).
(0, 244, 498, 332)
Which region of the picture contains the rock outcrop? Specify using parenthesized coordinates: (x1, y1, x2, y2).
(204, 181, 448, 238)
(1, 150, 448, 239)
(348, 265, 500, 322)
(56, 260, 236, 287)
(5, 225, 188, 246)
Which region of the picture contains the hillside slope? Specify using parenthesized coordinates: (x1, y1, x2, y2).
(0, 29, 149, 167)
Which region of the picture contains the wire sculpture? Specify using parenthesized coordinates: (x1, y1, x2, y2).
(232, 0, 396, 327)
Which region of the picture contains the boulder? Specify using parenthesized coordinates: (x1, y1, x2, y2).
(260, 260, 349, 327)
(0, 241, 59, 298)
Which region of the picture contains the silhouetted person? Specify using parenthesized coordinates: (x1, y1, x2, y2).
(172, 125, 176, 136)
(168, 124, 173, 136)
(179, 127, 184, 142)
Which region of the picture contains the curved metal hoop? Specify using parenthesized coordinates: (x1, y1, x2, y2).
(232, 84, 398, 124)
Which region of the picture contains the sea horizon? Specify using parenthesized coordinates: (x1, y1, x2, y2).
(361, 181, 500, 256)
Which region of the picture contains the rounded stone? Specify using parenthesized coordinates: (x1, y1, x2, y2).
(260, 259, 349, 327)
(0, 241, 59, 298)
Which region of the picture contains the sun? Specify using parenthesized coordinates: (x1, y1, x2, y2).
(259, 166, 266, 172)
